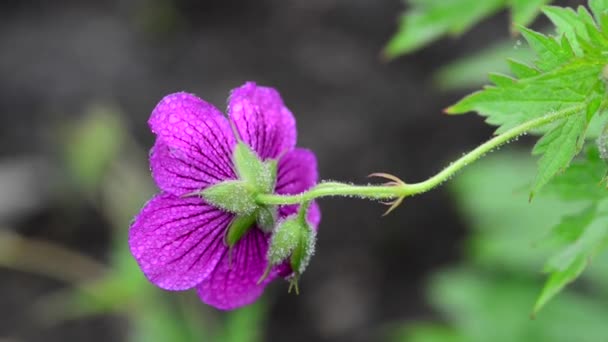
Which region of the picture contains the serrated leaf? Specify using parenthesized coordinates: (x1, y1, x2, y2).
(519, 26, 574, 71)
(447, 61, 600, 133)
(543, 5, 595, 56)
(531, 113, 587, 197)
(507, 58, 540, 78)
(448, 10, 608, 195)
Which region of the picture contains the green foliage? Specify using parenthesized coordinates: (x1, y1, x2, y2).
(64, 105, 126, 191)
(392, 151, 608, 341)
(434, 40, 534, 90)
(532, 148, 608, 312)
(394, 269, 608, 342)
(448, 3, 608, 196)
(384, 0, 552, 57)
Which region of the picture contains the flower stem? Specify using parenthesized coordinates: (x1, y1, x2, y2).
(257, 105, 583, 206)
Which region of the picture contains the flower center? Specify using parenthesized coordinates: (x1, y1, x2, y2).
(200, 142, 279, 248)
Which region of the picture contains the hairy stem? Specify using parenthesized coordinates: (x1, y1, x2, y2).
(257, 105, 584, 206)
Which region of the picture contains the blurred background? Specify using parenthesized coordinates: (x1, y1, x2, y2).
(1, 0, 606, 341)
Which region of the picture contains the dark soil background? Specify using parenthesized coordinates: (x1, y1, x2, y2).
(0, 0, 530, 341)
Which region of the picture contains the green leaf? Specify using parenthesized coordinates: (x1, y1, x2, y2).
(385, 0, 555, 57)
(534, 207, 608, 313)
(542, 6, 595, 56)
(544, 211, 608, 272)
(533, 256, 587, 314)
(508, 58, 540, 78)
(384, 0, 504, 57)
(433, 41, 534, 90)
(450, 150, 584, 273)
(530, 113, 588, 197)
(420, 268, 608, 342)
(589, 0, 608, 21)
(510, 0, 552, 28)
(391, 323, 465, 342)
(217, 300, 267, 342)
(543, 205, 597, 247)
(64, 106, 125, 191)
(544, 147, 608, 201)
(448, 10, 608, 194)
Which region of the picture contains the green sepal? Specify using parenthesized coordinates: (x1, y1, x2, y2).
(201, 180, 257, 215)
(290, 226, 316, 275)
(232, 142, 275, 193)
(256, 206, 277, 233)
(266, 215, 316, 274)
(267, 218, 301, 265)
(225, 213, 257, 248)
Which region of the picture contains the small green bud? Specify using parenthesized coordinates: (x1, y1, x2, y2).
(290, 226, 316, 275)
(233, 142, 275, 193)
(267, 218, 301, 265)
(258, 213, 316, 285)
(256, 206, 277, 233)
(201, 180, 257, 215)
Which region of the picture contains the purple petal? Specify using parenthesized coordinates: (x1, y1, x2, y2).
(228, 82, 296, 160)
(129, 193, 231, 291)
(196, 228, 273, 310)
(275, 148, 318, 196)
(276, 147, 321, 229)
(149, 92, 237, 196)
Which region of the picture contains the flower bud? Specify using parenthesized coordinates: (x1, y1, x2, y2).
(258, 213, 316, 285)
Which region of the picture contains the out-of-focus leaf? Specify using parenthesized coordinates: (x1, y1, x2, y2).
(384, 0, 504, 57)
(217, 300, 267, 342)
(533, 256, 587, 314)
(450, 150, 584, 273)
(390, 322, 465, 342)
(64, 106, 126, 191)
(534, 208, 608, 312)
(510, 0, 552, 28)
(385, 0, 554, 57)
(417, 268, 608, 342)
(544, 147, 608, 201)
(434, 41, 533, 90)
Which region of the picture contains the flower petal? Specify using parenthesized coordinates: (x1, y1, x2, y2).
(228, 82, 296, 159)
(196, 228, 273, 310)
(149, 92, 237, 196)
(276, 148, 318, 195)
(129, 193, 231, 291)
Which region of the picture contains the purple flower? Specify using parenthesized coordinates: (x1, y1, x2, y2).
(129, 82, 320, 310)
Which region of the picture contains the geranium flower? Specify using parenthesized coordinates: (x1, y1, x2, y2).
(129, 82, 320, 310)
